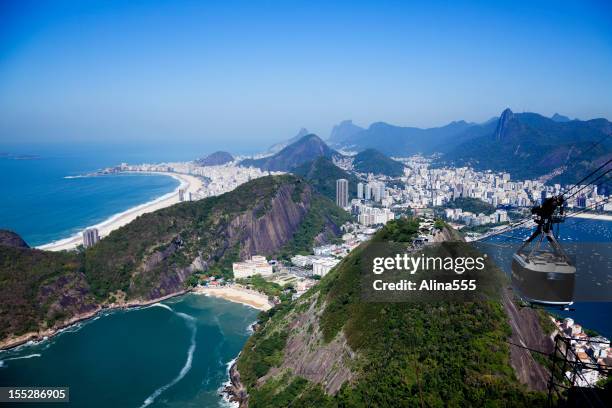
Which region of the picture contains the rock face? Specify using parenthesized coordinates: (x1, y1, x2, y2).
(228, 183, 311, 258)
(502, 289, 554, 391)
(196, 151, 234, 166)
(494, 108, 514, 140)
(0, 230, 29, 248)
(262, 292, 355, 395)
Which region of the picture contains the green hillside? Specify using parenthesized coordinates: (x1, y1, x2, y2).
(438, 110, 612, 192)
(292, 157, 360, 201)
(352, 148, 405, 177)
(0, 175, 348, 341)
(237, 219, 548, 407)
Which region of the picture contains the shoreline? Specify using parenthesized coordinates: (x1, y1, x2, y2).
(0, 285, 271, 352)
(194, 285, 272, 311)
(37, 171, 204, 252)
(0, 290, 189, 352)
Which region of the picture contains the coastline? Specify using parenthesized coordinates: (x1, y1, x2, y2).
(0, 290, 189, 352)
(37, 172, 204, 252)
(0, 285, 271, 352)
(194, 285, 272, 311)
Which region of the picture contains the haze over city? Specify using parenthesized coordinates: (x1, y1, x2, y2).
(1, 0, 612, 151)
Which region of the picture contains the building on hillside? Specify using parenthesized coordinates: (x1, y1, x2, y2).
(357, 182, 364, 199)
(232, 255, 273, 279)
(336, 179, 349, 208)
(82, 228, 100, 248)
(312, 257, 340, 277)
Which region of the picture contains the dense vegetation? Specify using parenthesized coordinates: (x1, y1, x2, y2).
(276, 193, 351, 260)
(292, 157, 360, 201)
(438, 110, 612, 193)
(238, 219, 549, 407)
(0, 175, 348, 340)
(0, 246, 94, 339)
(352, 148, 405, 177)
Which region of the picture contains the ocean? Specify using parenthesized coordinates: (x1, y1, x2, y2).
(0, 143, 189, 247)
(0, 143, 261, 407)
(0, 294, 258, 408)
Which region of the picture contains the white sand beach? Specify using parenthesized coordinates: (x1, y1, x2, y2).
(194, 285, 272, 311)
(37, 172, 204, 252)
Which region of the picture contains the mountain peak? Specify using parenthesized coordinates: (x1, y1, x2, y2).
(241, 134, 336, 171)
(328, 120, 364, 144)
(551, 113, 571, 122)
(294, 128, 310, 139)
(494, 108, 514, 140)
(196, 151, 234, 166)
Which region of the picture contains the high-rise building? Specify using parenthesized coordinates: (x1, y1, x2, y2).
(364, 183, 372, 200)
(179, 188, 186, 202)
(357, 182, 364, 199)
(336, 179, 349, 208)
(83, 228, 100, 248)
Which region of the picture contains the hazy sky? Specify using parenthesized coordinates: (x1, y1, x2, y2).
(1, 0, 611, 149)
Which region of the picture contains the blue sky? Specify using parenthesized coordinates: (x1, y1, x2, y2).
(0, 0, 611, 150)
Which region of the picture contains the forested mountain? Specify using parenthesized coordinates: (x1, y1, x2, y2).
(234, 219, 551, 407)
(195, 151, 234, 166)
(241, 134, 337, 172)
(352, 148, 405, 177)
(0, 175, 349, 344)
(438, 109, 612, 191)
(293, 157, 360, 201)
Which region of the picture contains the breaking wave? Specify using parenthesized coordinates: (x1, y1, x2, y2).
(139, 308, 197, 408)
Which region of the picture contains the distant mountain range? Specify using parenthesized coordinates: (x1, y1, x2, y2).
(325, 110, 611, 191)
(243, 133, 406, 179)
(195, 151, 234, 166)
(329, 119, 479, 155)
(439, 109, 612, 189)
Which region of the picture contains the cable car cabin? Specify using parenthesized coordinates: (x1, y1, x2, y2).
(510, 194, 575, 307)
(511, 250, 575, 306)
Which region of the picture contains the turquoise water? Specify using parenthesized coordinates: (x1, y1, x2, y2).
(0, 145, 181, 246)
(0, 294, 259, 408)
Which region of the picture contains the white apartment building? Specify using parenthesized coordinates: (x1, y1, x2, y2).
(232, 255, 273, 279)
(312, 257, 340, 277)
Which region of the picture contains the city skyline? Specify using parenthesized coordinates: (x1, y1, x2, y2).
(1, 0, 611, 149)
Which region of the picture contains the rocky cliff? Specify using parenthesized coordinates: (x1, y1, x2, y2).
(0, 230, 29, 248)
